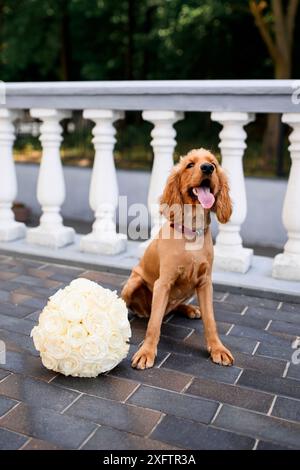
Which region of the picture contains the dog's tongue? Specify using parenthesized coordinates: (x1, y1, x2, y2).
(194, 187, 215, 209)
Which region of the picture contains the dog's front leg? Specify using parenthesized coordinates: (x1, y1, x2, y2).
(132, 278, 171, 370)
(196, 281, 234, 366)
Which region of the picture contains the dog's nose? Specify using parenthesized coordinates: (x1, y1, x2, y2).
(200, 163, 214, 175)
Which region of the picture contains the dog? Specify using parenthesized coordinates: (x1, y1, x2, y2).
(121, 148, 234, 369)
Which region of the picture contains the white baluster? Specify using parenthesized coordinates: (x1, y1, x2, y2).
(273, 113, 300, 280)
(211, 112, 254, 273)
(139, 110, 183, 255)
(80, 109, 127, 255)
(0, 109, 26, 241)
(26, 109, 75, 248)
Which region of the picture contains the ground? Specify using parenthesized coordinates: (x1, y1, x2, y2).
(0, 253, 299, 450)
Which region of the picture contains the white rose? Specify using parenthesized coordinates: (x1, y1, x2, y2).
(79, 338, 108, 361)
(38, 309, 68, 336)
(56, 290, 89, 322)
(102, 348, 128, 372)
(31, 326, 47, 352)
(58, 353, 82, 376)
(41, 353, 59, 372)
(47, 289, 66, 308)
(69, 278, 101, 294)
(43, 337, 71, 360)
(80, 362, 103, 378)
(83, 311, 110, 335)
(66, 323, 89, 348)
(108, 330, 125, 350)
(120, 323, 132, 340)
(93, 289, 116, 311)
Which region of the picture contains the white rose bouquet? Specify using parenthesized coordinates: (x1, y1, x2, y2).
(31, 278, 131, 377)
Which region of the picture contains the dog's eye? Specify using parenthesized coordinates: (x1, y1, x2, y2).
(186, 162, 195, 169)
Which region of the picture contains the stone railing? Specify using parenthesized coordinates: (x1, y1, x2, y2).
(0, 80, 299, 281)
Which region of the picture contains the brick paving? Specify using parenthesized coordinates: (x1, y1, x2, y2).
(0, 253, 299, 450)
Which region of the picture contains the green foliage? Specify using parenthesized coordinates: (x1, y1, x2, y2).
(2, 0, 299, 176)
(2, 0, 299, 81)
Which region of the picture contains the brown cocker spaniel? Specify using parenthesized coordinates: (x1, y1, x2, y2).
(121, 148, 234, 369)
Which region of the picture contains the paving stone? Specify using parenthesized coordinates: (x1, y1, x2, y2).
(53, 374, 138, 402)
(109, 359, 192, 392)
(128, 385, 218, 423)
(191, 296, 243, 314)
(256, 441, 294, 450)
(41, 265, 84, 277)
(280, 303, 300, 314)
(268, 320, 300, 337)
(186, 377, 274, 413)
(0, 329, 38, 356)
(224, 294, 279, 310)
(0, 349, 56, 381)
(21, 438, 62, 450)
(246, 306, 300, 325)
(154, 336, 209, 357)
(26, 268, 54, 279)
(46, 273, 76, 283)
(0, 272, 19, 281)
(271, 396, 300, 423)
(256, 342, 293, 361)
(18, 296, 46, 310)
(286, 363, 300, 381)
(0, 291, 10, 302)
(83, 426, 178, 450)
(0, 427, 28, 450)
(10, 275, 62, 290)
(213, 302, 245, 314)
(213, 290, 228, 301)
(214, 310, 269, 330)
(13, 285, 59, 298)
(184, 330, 257, 354)
(0, 370, 10, 381)
(132, 317, 193, 341)
(214, 405, 300, 449)
(169, 315, 231, 335)
(233, 351, 287, 376)
(163, 353, 241, 384)
(0, 396, 18, 417)
(0, 302, 36, 319)
(151, 415, 254, 450)
(66, 394, 161, 436)
(0, 313, 34, 336)
(0, 374, 79, 412)
(82, 270, 127, 286)
(0, 403, 97, 449)
(238, 369, 300, 400)
(229, 325, 293, 348)
(24, 310, 41, 322)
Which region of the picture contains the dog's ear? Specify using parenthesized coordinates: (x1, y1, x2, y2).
(213, 167, 232, 224)
(160, 166, 183, 221)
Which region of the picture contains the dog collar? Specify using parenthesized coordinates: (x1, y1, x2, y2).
(170, 222, 207, 237)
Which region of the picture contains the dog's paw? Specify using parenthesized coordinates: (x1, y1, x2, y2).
(209, 344, 234, 366)
(185, 305, 201, 319)
(131, 345, 156, 370)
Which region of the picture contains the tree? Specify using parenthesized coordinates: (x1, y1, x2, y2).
(249, 0, 299, 171)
